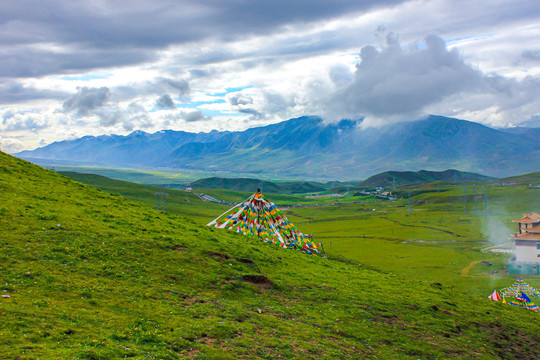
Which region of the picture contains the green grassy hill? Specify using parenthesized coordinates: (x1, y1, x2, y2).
(489, 172, 540, 185)
(60, 170, 540, 296)
(190, 177, 329, 195)
(57, 171, 226, 224)
(360, 169, 493, 189)
(2, 151, 540, 359)
(57, 172, 367, 210)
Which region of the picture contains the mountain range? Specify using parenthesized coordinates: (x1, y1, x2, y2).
(16, 115, 540, 179)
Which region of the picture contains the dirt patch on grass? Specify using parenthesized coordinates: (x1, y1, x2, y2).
(372, 313, 400, 325)
(208, 252, 230, 260)
(242, 274, 274, 288)
(165, 244, 188, 252)
(184, 297, 205, 304)
(235, 258, 254, 264)
(242, 274, 272, 284)
(321, 285, 337, 291)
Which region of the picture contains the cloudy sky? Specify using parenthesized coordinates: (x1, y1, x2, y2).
(1, 0, 540, 153)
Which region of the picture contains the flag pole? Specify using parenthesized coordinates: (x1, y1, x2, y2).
(256, 188, 261, 239)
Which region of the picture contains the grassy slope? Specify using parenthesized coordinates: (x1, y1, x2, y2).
(2, 152, 540, 359)
(58, 171, 226, 224)
(60, 171, 540, 296)
(61, 171, 540, 296)
(23, 161, 262, 187)
(490, 172, 540, 185)
(57, 172, 372, 209)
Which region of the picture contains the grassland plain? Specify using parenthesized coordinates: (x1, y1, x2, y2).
(2, 152, 540, 359)
(285, 184, 540, 295)
(61, 171, 540, 296)
(32, 162, 292, 188)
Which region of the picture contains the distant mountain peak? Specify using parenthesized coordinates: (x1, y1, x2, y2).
(128, 130, 147, 136)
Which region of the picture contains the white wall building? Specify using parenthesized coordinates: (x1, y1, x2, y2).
(508, 211, 540, 274)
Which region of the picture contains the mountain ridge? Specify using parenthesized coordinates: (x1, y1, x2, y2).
(15, 115, 540, 179)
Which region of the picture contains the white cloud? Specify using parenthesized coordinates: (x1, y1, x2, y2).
(1, 110, 49, 132)
(317, 34, 485, 125)
(228, 93, 253, 106)
(0, 136, 25, 153)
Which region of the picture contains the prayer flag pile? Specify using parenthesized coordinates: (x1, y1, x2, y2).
(493, 279, 540, 312)
(208, 191, 321, 255)
(509, 292, 539, 312)
(499, 279, 540, 298)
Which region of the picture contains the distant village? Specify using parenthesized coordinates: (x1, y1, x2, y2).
(304, 187, 398, 202)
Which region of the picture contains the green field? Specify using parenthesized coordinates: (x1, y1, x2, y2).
(2, 153, 540, 359)
(60, 171, 540, 297)
(30, 162, 310, 188)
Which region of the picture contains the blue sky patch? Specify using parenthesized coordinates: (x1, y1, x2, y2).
(57, 73, 112, 81)
(199, 109, 244, 117)
(176, 99, 227, 108)
(210, 85, 253, 96)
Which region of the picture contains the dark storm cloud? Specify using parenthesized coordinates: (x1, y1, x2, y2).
(0, 79, 67, 103)
(0, 46, 154, 78)
(112, 77, 190, 102)
(3, 1, 405, 47)
(62, 87, 111, 117)
(0, 0, 406, 78)
(155, 94, 176, 109)
(182, 110, 207, 122)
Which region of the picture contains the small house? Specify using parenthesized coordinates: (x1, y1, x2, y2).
(508, 211, 540, 275)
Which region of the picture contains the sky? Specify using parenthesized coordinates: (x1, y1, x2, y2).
(1, 0, 540, 153)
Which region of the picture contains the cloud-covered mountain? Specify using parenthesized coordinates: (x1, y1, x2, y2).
(16, 115, 540, 179)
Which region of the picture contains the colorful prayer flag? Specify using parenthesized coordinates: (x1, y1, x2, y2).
(207, 191, 323, 255)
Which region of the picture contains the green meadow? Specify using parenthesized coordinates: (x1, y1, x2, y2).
(61, 170, 540, 296)
(2, 152, 540, 359)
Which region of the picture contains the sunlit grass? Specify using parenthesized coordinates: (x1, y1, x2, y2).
(3, 154, 539, 359)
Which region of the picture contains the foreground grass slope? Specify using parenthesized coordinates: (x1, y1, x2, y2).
(61, 168, 540, 297)
(58, 171, 227, 224)
(1, 152, 540, 359)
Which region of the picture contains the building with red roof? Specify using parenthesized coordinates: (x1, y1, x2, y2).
(508, 212, 540, 274)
